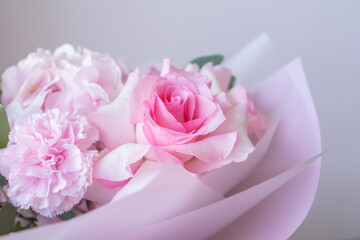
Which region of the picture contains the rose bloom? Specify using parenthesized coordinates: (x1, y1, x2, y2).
(90, 58, 266, 188)
(0, 109, 98, 217)
(128, 59, 261, 173)
(1, 44, 125, 126)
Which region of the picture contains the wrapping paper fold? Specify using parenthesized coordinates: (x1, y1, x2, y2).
(2, 34, 321, 240)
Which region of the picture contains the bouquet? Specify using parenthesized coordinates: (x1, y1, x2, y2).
(0, 34, 321, 239)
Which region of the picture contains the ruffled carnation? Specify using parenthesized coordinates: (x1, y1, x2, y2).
(0, 109, 98, 217)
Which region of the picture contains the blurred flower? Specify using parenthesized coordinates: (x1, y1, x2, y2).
(1, 44, 125, 126)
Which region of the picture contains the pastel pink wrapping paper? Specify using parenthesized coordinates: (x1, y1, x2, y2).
(1, 34, 321, 240)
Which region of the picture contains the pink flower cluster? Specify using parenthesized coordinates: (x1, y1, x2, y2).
(0, 45, 266, 217)
(1, 44, 126, 126)
(0, 45, 125, 216)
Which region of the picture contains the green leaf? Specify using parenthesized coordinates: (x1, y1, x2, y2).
(12, 221, 31, 232)
(58, 210, 76, 221)
(0, 105, 10, 149)
(190, 54, 224, 69)
(17, 213, 37, 225)
(228, 75, 236, 90)
(0, 174, 7, 188)
(0, 78, 2, 102)
(0, 202, 17, 236)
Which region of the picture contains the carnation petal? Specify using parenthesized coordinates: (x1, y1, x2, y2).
(34, 179, 50, 198)
(58, 144, 82, 172)
(51, 172, 67, 194)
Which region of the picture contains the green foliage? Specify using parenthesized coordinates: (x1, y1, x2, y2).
(12, 221, 32, 233)
(0, 202, 17, 236)
(17, 212, 37, 226)
(190, 54, 237, 90)
(228, 75, 236, 90)
(0, 78, 2, 102)
(0, 174, 7, 188)
(58, 210, 76, 221)
(0, 63, 39, 237)
(190, 54, 224, 68)
(0, 105, 10, 149)
(0, 90, 37, 235)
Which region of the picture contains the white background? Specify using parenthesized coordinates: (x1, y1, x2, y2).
(0, 1, 359, 239)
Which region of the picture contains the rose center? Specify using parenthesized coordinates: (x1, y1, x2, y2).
(170, 95, 182, 104)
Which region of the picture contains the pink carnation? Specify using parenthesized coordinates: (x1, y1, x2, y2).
(0, 109, 98, 217)
(1, 44, 125, 126)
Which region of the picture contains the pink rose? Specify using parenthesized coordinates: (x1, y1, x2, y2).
(1, 44, 125, 125)
(185, 62, 267, 143)
(0, 109, 98, 217)
(129, 59, 255, 173)
(90, 59, 264, 188)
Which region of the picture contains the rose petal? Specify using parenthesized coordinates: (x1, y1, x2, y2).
(150, 95, 186, 132)
(84, 180, 125, 204)
(184, 157, 232, 174)
(129, 73, 157, 124)
(210, 103, 255, 163)
(165, 132, 237, 164)
(142, 112, 194, 146)
(196, 104, 226, 135)
(92, 143, 150, 182)
(200, 63, 232, 94)
(91, 72, 139, 150)
(95, 178, 131, 190)
(145, 146, 183, 165)
(225, 83, 248, 107)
